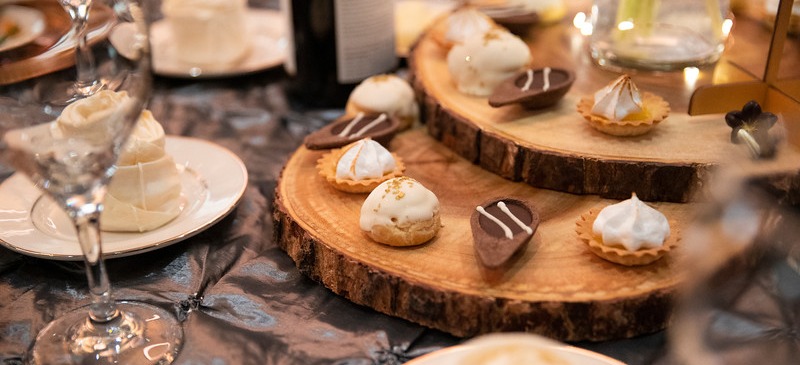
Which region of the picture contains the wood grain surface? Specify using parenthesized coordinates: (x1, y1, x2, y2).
(408, 25, 800, 203)
(274, 7, 800, 343)
(275, 128, 691, 341)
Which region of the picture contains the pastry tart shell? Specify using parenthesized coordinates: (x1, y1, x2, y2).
(316, 148, 406, 193)
(575, 208, 678, 266)
(577, 92, 670, 137)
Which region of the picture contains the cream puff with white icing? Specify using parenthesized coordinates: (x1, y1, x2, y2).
(360, 176, 441, 246)
(345, 74, 419, 131)
(430, 7, 497, 50)
(447, 28, 532, 96)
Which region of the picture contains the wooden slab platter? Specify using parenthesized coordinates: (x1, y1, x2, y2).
(275, 129, 689, 341)
(275, 8, 800, 342)
(408, 21, 800, 203)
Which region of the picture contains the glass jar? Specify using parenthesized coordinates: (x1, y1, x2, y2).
(589, 0, 732, 71)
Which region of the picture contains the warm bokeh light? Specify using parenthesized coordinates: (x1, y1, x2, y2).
(617, 20, 634, 31)
(722, 18, 734, 37)
(683, 67, 700, 90)
(573, 12, 586, 28)
(573, 11, 593, 35)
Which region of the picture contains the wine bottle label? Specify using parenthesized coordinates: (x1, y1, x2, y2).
(280, 0, 296, 76)
(333, 0, 396, 83)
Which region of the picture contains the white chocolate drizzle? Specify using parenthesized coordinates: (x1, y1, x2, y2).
(521, 69, 534, 92)
(337, 112, 389, 139)
(497, 201, 534, 234)
(542, 67, 551, 91)
(520, 68, 552, 92)
(476, 201, 533, 239)
(337, 112, 364, 137)
(476, 206, 513, 239)
(352, 113, 387, 137)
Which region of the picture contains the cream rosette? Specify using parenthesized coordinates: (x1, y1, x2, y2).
(54, 90, 135, 143)
(101, 110, 182, 232)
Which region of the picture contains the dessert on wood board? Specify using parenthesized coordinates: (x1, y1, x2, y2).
(275, 129, 689, 341)
(408, 14, 800, 203)
(274, 6, 800, 343)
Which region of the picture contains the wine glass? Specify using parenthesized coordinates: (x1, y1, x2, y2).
(35, 0, 116, 105)
(670, 163, 800, 364)
(0, 1, 183, 364)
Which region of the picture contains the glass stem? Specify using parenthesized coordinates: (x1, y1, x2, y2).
(73, 203, 118, 323)
(73, 1, 98, 94)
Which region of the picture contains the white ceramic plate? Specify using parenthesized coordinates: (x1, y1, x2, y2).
(0, 136, 248, 260)
(406, 333, 626, 365)
(0, 5, 46, 53)
(150, 8, 287, 78)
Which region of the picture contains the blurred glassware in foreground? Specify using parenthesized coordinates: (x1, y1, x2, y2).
(0, 0, 183, 363)
(670, 168, 800, 365)
(763, 0, 800, 35)
(589, 0, 733, 71)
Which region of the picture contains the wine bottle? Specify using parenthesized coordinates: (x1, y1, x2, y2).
(282, 0, 398, 108)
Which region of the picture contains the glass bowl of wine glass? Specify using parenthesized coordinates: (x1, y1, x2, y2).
(0, 1, 183, 364)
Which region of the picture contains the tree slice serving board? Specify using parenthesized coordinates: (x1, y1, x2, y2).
(274, 129, 690, 341)
(408, 28, 800, 203)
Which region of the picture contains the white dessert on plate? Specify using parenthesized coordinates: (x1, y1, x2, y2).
(447, 28, 531, 96)
(57, 91, 182, 233)
(161, 0, 250, 65)
(6, 90, 183, 233)
(101, 110, 182, 232)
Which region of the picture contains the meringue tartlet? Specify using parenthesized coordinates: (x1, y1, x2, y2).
(575, 193, 678, 266)
(577, 75, 670, 137)
(317, 138, 405, 193)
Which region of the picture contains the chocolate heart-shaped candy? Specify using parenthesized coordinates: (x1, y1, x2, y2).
(304, 112, 400, 150)
(470, 197, 540, 268)
(488, 67, 574, 109)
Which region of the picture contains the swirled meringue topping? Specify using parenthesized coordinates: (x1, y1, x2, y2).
(592, 193, 670, 251)
(335, 138, 397, 181)
(591, 75, 644, 121)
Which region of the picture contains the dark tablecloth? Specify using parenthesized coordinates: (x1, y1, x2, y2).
(0, 67, 673, 365)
